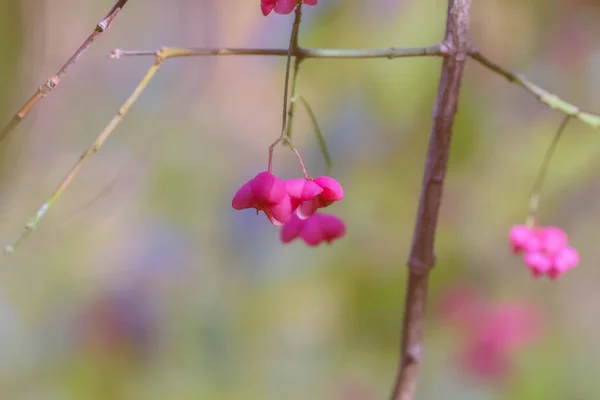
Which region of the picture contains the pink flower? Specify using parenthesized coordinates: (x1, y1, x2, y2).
(261, 0, 318, 16)
(509, 225, 540, 253)
(460, 304, 540, 381)
(287, 176, 344, 219)
(509, 224, 579, 279)
(285, 178, 323, 210)
(232, 171, 292, 226)
(281, 212, 346, 246)
(523, 251, 552, 278)
(439, 288, 542, 382)
(549, 246, 579, 279)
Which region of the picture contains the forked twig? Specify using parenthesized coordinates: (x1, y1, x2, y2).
(5, 53, 163, 253)
(0, 0, 129, 144)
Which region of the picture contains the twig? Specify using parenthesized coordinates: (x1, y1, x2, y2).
(390, 1, 471, 399)
(528, 115, 571, 222)
(110, 45, 446, 60)
(469, 48, 600, 129)
(5, 54, 163, 254)
(0, 0, 129, 144)
(295, 95, 332, 175)
(281, 2, 304, 138)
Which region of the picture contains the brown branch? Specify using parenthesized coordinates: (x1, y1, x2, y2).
(0, 0, 129, 145)
(390, 1, 471, 399)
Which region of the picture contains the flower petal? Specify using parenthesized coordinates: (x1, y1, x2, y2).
(297, 199, 319, 219)
(231, 181, 255, 210)
(280, 213, 305, 243)
(274, 0, 296, 14)
(314, 176, 344, 202)
(265, 196, 293, 226)
(319, 214, 346, 243)
(251, 171, 288, 206)
(523, 251, 552, 278)
(538, 226, 568, 255)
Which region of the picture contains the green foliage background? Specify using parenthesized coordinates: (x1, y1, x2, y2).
(0, 0, 599, 399)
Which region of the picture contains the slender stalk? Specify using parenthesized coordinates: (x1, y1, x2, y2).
(296, 95, 332, 175)
(390, 1, 471, 399)
(268, 3, 306, 175)
(0, 0, 129, 144)
(527, 115, 571, 221)
(285, 53, 302, 140)
(5, 56, 163, 254)
(469, 48, 600, 129)
(281, 2, 304, 137)
(110, 45, 446, 60)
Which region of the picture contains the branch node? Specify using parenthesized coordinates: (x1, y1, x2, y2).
(110, 49, 122, 59)
(407, 256, 434, 276)
(405, 344, 422, 364)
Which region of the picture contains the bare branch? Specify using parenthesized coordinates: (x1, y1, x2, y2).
(110, 45, 446, 60)
(390, 1, 471, 399)
(5, 53, 162, 254)
(0, 0, 130, 144)
(469, 48, 600, 129)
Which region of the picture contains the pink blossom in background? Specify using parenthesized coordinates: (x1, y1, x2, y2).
(261, 0, 318, 16)
(281, 212, 346, 246)
(438, 287, 542, 382)
(509, 225, 540, 253)
(232, 171, 293, 226)
(509, 224, 579, 279)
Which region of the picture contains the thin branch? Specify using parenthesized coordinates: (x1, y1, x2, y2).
(281, 2, 304, 137)
(0, 0, 129, 145)
(5, 55, 163, 254)
(110, 45, 446, 60)
(295, 95, 332, 175)
(527, 115, 571, 221)
(469, 48, 600, 129)
(390, 1, 471, 399)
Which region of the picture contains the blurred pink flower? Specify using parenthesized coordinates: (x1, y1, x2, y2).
(509, 224, 579, 279)
(438, 287, 542, 382)
(261, 0, 318, 16)
(232, 171, 293, 226)
(509, 225, 540, 253)
(280, 212, 345, 246)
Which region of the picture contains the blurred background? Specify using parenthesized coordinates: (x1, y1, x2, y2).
(0, 0, 599, 399)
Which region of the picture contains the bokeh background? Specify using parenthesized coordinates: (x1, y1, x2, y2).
(0, 0, 599, 399)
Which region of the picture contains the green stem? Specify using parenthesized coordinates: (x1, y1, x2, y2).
(528, 115, 571, 222)
(469, 48, 600, 130)
(296, 95, 332, 175)
(111, 45, 446, 60)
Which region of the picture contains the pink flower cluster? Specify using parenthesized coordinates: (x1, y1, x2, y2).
(509, 225, 579, 279)
(232, 171, 345, 246)
(261, 0, 318, 16)
(439, 287, 541, 381)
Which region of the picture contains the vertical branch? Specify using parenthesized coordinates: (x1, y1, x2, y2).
(390, 1, 471, 399)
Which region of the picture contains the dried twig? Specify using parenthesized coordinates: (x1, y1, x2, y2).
(390, 1, 471, 399)
(0, 0, 129, 144)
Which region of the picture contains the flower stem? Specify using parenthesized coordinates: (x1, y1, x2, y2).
(528, 115, 571, 219)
